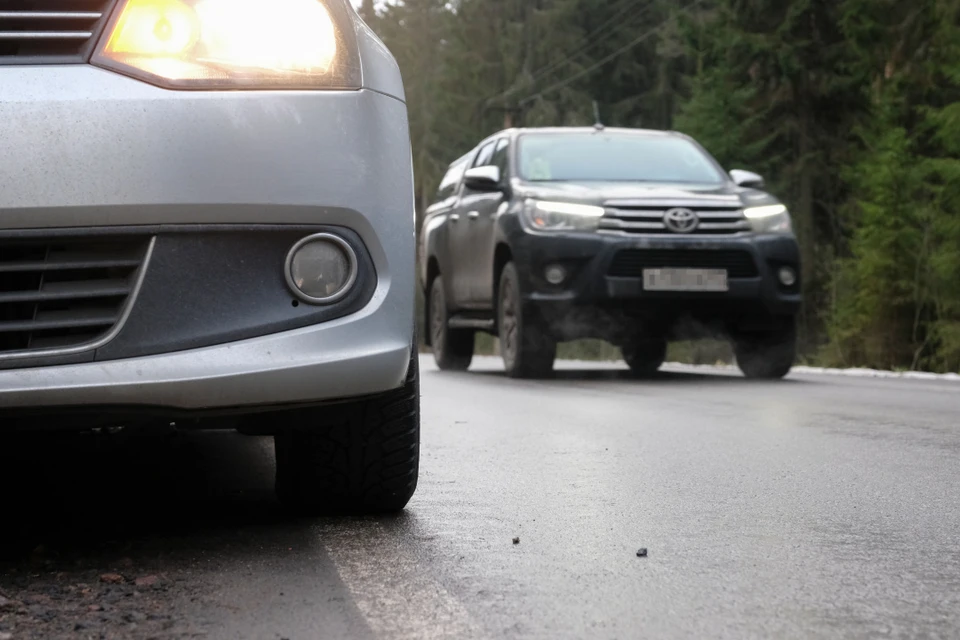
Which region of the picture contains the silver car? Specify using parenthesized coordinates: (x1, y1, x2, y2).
(0, 0, 419, 514)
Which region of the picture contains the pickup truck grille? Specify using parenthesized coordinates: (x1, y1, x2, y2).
(600, 206, 750, 235)
(0, 236, 151, 356)
(0, 0, 116, 64)
(608, 249, 760, 279)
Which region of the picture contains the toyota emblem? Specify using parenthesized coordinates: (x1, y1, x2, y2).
(663, 208, 699, 233)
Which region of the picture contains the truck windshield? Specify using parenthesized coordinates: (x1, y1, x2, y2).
(518, 132, 725, 184)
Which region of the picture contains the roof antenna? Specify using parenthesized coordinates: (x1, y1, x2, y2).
(592, 100, 604, 130)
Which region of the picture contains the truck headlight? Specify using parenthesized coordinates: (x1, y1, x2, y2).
(521, 200, 605, 232)
(92, 0, 360, 90)
(744, 204, 793, 234)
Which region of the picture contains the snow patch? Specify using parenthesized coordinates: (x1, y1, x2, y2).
(789, 365, 960, 382)
(454, 354, 960, 381)
(660, 361, 960, 381)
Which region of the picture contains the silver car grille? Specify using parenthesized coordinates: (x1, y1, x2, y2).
(0, 0, 117, 64)
(600, 205, 751, 235)
(0, 235, 152, 356)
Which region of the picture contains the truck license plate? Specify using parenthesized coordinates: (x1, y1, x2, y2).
(643, 268, 728, 292)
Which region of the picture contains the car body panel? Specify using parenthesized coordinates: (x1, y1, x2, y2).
(0, 303, 410, 411)
(0, 68, 409, 226)
(0, 25, 416, 413)
(420, 152, 474, 315)
(456, 187, 506, 306)
(354, 13, 406, 102)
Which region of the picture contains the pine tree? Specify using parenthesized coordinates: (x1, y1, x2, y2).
(358, 0, 376, 23)
(828, 0, 960, 371)
(365, 0, 960, 371)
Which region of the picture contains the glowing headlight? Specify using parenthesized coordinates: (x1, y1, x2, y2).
(744, 204, 787, 219)
(743, 204, 793, 234)
(93, 0, 359, 89)
(522, 200, 605, 232)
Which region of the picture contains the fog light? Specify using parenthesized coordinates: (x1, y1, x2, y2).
(545, 264, 567, 285)
(778, 266, 797, 287)
(285, 233, 358, 304)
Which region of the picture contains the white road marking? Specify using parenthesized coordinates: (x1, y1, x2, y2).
(321, 521, 488, 640)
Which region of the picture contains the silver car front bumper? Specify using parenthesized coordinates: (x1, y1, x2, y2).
(0, 65, 415, 412)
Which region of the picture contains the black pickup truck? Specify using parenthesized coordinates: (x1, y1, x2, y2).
(419, 126, 801, 379)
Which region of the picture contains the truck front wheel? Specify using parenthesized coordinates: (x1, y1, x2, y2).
(429, 275, 474, 371)
(734, 319, 797, 380)
(622, 339, 667, 377)
(498, 262, 556, 379)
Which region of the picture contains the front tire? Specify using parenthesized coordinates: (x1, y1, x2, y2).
(734, 319, 797, 380)
(622, 339, 667, 377)
(273, 353, 420, 515)
(498, 262, 556, 379)
(429, 275, 474, 371)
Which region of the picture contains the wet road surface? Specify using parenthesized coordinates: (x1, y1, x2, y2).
(2, 356, 959, 639)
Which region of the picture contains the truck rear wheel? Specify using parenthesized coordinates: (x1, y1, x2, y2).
(498, 262, 556, 378)
(734, 319, 797, 380)
(429, 275, 474, 371)
(622, 339, 667, 377)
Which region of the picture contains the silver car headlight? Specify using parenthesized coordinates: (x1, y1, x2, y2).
(744, 204, 793, 234)
(92, 0, 360, 90)
(521, 200, 605, 232)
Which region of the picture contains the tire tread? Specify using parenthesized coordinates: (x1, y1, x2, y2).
(499, 262, 556, 379)
(274, 353, 420, 514)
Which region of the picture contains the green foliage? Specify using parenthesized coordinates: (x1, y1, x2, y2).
(673, 68, 766, 171)
(826, 0, 960, 372)
(828, 117, 931, 368)
(366, 0, 960, 372)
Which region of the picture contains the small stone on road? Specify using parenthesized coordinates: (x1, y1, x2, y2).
(134, 575, 160, 589)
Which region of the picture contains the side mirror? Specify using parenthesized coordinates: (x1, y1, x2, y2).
(463, 166, 502, 192)
(730, 169, 765, 189)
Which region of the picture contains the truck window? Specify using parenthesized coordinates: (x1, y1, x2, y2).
(436, 159, 468, 201)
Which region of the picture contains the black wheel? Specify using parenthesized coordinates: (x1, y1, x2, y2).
(622, 339, 667, 377)
(498, 262, 556, 379)
(273, 352, 420, 515)
(429, 275, 474, 371)
(734, 319, 797, 380)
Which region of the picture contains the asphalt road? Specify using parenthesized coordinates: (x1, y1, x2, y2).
(2, 356, 960, 639)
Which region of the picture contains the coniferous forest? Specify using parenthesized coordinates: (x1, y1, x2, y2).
(360, 0, 960, 372)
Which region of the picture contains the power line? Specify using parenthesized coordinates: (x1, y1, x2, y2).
(521, 0, 649, 87)
(518, 0, 703, 108)
(490, 0, 653, 104)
